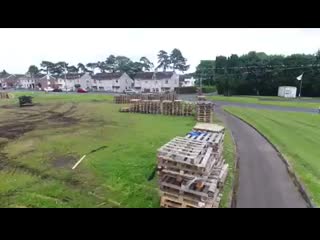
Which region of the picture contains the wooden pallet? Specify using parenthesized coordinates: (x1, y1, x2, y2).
(193, 123, 225, 133)
(160, 195, 217, 208)
(185, 131, 224, 150)
(0, 92, 9, 99)
(159, 174, 219, 202)
(157, 137, 210, 165)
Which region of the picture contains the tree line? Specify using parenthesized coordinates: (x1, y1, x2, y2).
(24, 49, 189, 79)
(194, 50, 320, 97)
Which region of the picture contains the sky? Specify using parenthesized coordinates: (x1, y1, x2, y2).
(1, 28, 320, 74)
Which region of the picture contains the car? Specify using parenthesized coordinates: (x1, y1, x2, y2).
(123, 89, 137, 95)
(53, 88, 63, 92)
(44, 87, 54, 92)
(77, 88, 88, 93)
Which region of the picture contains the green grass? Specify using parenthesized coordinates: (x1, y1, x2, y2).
(0, 91, 113, 106)
(210, 95, 320, 109)
(224, 106, 320, 206)
(219, 129, 235, 208)
(0, 92, 236, 208)
(0, 93, 196, 208)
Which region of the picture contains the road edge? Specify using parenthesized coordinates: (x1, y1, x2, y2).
(224, 108, 316, 208)
(214, 109, 240, 208)
(229, 128, 240, 208)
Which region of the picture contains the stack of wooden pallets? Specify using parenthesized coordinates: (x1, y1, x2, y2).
(125, 100, 194, 116)
(114, 92, 177, 104)
(197, 95, 206, 101)
(196, 101, 214, 123)
(157, 123, 228, 208)
(0, 92, 9, 99)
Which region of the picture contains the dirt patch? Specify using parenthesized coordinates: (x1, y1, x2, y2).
(52, 155, 78, 168)
(0, 123, 35, 140)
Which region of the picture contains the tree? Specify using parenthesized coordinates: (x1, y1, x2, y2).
(40, 61, 55, 74)
(86, 63, 98, 73)
(67, 65, 79, 73)
(170, 48, 190, 72)
(194, 60, 215, 86)
(139, 57, 154, 71)
(77, 63, 88, 73)
(52, 61, 69, 78)
(27, 65, 39, 78)
(114, 56, 131, 73)
(156, 50, 171, 72)
(96, 61, 107, 73)
(105, 55, 117, 72)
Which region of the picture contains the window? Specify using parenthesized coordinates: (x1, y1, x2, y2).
(116, 80, 118, 83)
(165, 80, 168, 84)
(145, 81, 148, 83)
(155, 81, 158, 84)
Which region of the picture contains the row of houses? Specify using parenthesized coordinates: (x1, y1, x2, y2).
(0, 71, 185, 93)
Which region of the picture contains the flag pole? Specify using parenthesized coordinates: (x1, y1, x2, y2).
(299, 77, 303, 98)
(298, 72, 304, 98)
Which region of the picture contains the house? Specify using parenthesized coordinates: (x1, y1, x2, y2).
(0, 74, 24, 89)
(0, 72, 12, 89)
(133, 71, 179, 93)
(91, 72, 133, 92)
(18, 75, 35, 89)
(180, 74, 196, 87)
(33, 74, 57, 90)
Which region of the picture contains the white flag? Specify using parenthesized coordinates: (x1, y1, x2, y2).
(297, 73, 303, 81)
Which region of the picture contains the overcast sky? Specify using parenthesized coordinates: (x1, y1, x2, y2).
(1, 28, 320, 74)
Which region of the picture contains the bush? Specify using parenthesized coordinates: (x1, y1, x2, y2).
(174, 87, 197, 94)
(202, 86, 216, 93)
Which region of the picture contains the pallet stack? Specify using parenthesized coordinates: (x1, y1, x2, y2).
(157, 123, 228, 208)
(114, 92, 177, 104)
(0, 92, 9, 99)
(125, 100, 195, 116)
(197, 95, 207, 101)
(196, 101, 214, 123)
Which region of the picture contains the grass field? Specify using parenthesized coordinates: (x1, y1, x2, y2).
(0, 92, 234, 208)
(210, 95, 320, 109)
(219, 129, 235, 208)
(224, 106, 320, 206)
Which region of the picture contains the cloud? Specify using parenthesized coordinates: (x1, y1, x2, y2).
(0, 28, 319, 73)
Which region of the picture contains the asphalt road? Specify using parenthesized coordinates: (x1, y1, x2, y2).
(177, 94, 319, 114)
(177, 94, 308, 207)
(216, 107, 307, 208)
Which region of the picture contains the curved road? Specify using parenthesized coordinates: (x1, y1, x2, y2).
(216, 107, 307, 208)
(178, 94, 308, 208)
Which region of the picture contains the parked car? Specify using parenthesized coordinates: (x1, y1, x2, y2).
(44, 87, 54, 92)
(77, 88, 88, 93)
(123, 89, 137, 95)
(53, 88, 63, 92)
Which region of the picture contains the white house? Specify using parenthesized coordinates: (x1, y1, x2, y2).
(278, 86, 297, 98)
(134, 71, 179, 93)
(91, 72, 133, 92)
(181, 76, 196, 87)
(18, 75, 35, 89)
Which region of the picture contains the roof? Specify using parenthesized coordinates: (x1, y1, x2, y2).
(92, 72, 123, 80)
(134, 71, 174, 80)
(62, 73, 85, 80)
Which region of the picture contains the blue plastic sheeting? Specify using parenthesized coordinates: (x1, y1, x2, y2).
(187, 131, 208, 137)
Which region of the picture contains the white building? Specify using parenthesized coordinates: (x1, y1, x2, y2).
(134, 71, 179, 93)
(181, 76, 196, 87)
(91, 72, 133, 92)
(278, 86, 297, 98)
